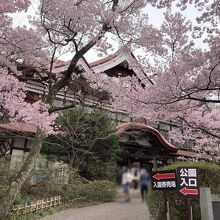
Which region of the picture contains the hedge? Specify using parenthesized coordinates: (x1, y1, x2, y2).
(148, 161, 220, 220)
(65, 180, 117, 203)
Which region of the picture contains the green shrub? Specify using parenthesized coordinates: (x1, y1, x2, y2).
(148, 161, 220, 220)
(21, 167, 65, 200)
(0, 157, 116, 219)
(65, 180, 117, 203)
(42, 108, 121, 181)
(13, 193, 31, 206)
(0, 157, 17, 200)
(21, 167, 117, 205)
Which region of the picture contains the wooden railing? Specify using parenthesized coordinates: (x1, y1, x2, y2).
(25, 80, 130, 122)
(11, 196, 61, 215)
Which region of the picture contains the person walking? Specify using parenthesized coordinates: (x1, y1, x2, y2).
(121, 168, 133, 202)
(140, 169, 150, 203)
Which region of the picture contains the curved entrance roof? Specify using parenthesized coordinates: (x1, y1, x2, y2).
(116, 122, 178, 153)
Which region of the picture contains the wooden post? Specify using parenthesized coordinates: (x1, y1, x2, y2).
(166, 199, 170, 220)
(25, 203, 28, 214)
(190, 205, 193, 220)
(187, 199, 191, 220)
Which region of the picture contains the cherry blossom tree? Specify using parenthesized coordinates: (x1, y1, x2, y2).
(135, 9, 220, 151)
(84, 6, 220, 153)
(1, 0, 220, 218)
(0, 1, 58, 217)
(0, 0, 151, 218)
(0, 68, 55, 132)
(0, 0, 55, 132)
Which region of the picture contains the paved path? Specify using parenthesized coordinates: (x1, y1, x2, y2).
(41, 190, 151, 220)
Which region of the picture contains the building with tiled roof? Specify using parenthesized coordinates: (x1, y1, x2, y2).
(1, 48, 219, 168)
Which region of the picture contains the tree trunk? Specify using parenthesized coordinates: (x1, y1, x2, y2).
(0, 129, 45, 220)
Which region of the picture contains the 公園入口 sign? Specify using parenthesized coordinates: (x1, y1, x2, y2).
(176, 167, 199, 198)
(151, 170, 177, 190)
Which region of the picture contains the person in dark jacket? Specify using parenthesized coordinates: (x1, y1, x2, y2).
(140, 169, 150, 202)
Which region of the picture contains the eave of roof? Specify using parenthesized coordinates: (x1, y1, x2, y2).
(174, 149, 220, 161)
(52, 53, 119, 69)
(53, 60, 67, 69)
(0, 123, 37, 134)
(89, 55, 115, 68)
(116, 122, 178, 152)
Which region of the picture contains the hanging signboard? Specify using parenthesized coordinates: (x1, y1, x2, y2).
(176, 167, 199, 198)
(151, 170, 177, 190)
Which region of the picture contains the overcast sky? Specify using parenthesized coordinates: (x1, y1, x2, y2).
(12, 1, 204, 62)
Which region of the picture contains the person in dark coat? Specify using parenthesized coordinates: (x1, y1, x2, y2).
(140, 169, 150, 202)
